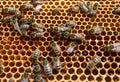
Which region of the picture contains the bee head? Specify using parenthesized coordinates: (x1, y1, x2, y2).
(93, 3, 98, 10)
(88, 28, 95, 34)
(87, 2, 90, 6)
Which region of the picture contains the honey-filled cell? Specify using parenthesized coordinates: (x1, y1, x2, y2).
(0, 0, 120, 82)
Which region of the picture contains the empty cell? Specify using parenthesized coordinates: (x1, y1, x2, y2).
(100, 69, 106, 75)
(108, 69, 114, 75)
(56, 74, 62, 81)
(64, 74, 70, 80)
(80, 74, 86, 81)
(105, 76, 111, 82)
(88, 75, 94, 81)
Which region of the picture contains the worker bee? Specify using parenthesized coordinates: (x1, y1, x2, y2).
(0, 16, 14, 23)
(73, 33, 84, 40)
(30, 32, 43, 38)
(18, 18, 27, 25)
(113, 7, 120, 15)
(33, 62, 42, 73)
(68, 5, 80, 13)
(0, 65, 3, 75)
(8, 78, 14, 82)
(34, 74, 46, 82)
(87, 3, 98, 17)
(50, 40, 61, 56)
(87, 56, 101, 70)
(2, 7, 16, 14)
(20, 68, 30, 82)
(78, 1, 89, 14)
(66, 42, 77, 54)
(20, 4, 33, 10)
(31, 49, 41, 61)
(102, 42, 120, 53)
(88, 27, 103, 34)
(41, 58, 52, 77)
(100, 45, 114, 52)
(66, 21, 75, 28)
(52, 7, 60, 14)
(52, 56, 61, 71)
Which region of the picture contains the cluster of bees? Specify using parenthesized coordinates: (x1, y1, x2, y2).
(20, 44, 61, 82)
(0, 0, 120, 82)
(1, 0, 44, 39)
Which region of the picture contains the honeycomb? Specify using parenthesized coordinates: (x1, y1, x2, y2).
(0, 0, 120, 82)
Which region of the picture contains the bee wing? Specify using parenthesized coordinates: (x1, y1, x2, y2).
(67, 47, 74, 54)
(94, 27, 103, 34)
(14, 22, 22, 35)
(34, 4, 42, 14)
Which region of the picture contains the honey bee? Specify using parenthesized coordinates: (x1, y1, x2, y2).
(68, 5, 80, 13)
(0, 64, 3, 75)
(31, 49, 41, 61)
(88, 27, 103, 34)
(67, 42, 77, 54)
(30, 32, 43, 38)
(20, 68, 30, 82)
(50, 40, 61, 56)
(8, 78, 14, 82)
(2, 7, 16, 14)
(0, 16, 14, 23)
(102, 42, 120, 53)
(33, 62, 42, 73)
(66, 21, 75, 28)
(87, 3, 98, 17)
(113, 7, 120, 15)
(34, 74, 46, 82)
(100, 45, 114, 52)
(78, 1, 89, 14)
(20, 4, 33, 10)
(52, 56, 61, 71)
(87, 56, 101, 70)
(52, 7, 60, 14)
(41, 58, 52, 77)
